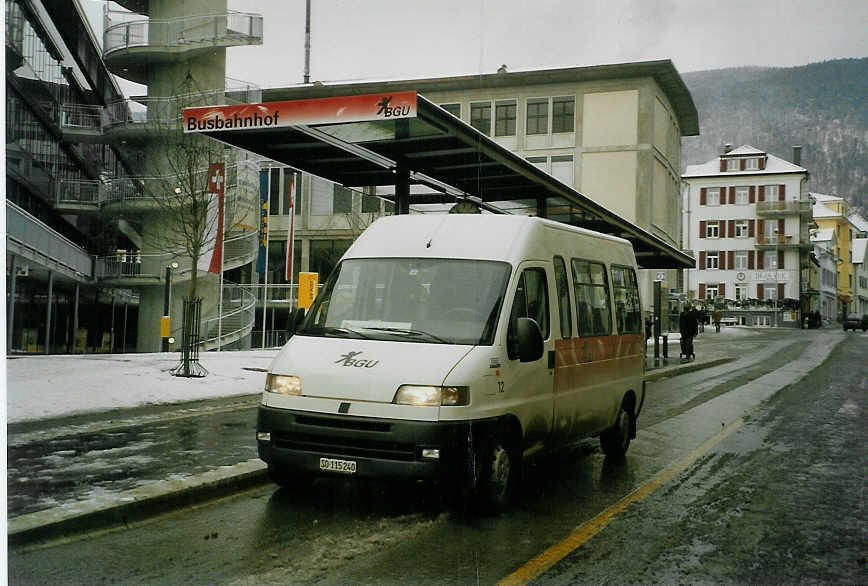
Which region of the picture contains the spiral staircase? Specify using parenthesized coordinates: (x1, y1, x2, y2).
(97, 0, 263, 352)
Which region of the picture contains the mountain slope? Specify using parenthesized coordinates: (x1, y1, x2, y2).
(681, 58, 867, 212)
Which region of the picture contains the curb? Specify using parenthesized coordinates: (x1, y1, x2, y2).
(8, 459, 269, 547)
(645, 357, 735, 382)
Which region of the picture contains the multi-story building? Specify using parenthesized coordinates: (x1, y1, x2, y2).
(6, 0, 140, 353)
(810, 228, 839, 322)
(848, 212, 868, 317)
(6, 0, 265, 354)
(811, 193, 861, 320)
(682, 145, 811, 326)
(262, 60, 699, 311)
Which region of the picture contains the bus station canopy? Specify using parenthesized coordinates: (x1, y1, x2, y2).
(184, 91, 693, 269)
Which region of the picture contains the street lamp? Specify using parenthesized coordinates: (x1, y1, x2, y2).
(162, 261, 179, 351)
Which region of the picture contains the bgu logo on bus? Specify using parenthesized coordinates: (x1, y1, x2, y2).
(376, 96, 410, 118)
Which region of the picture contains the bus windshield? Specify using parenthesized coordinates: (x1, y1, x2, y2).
(298, 258, 511, 346)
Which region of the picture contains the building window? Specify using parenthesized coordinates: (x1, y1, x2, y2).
(310, 239, 352, 279)
(726, 159, 740, 171)
(745, 158, 759, 170)
(551, 155, 574, 185)
(706, 251, 719, 269)
(333, 185, 352, 214)
(361, 193, 380, 213)
(552, 97, 575, 133)
(470, 102, 491, 136)
(526, 156, 547, 171)
(706, 221, 720, 239)
(735, 284, 747, 300)
(764, 251, 778, 269)
(706, 188, 720, 206)
(440, 103, 460, 118)
(734, 251, 748, 270)
(706, 284, 718, 300)
(495, 100, 517, 136)
(765, 184, 778, 200)
(735, 221, 749, 237)
(763, 284, 778, 300)
(526, 98, 548, 135)
(735, 186, 749, 204)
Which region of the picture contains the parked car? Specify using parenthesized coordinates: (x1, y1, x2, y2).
(842, 314, 868, 331)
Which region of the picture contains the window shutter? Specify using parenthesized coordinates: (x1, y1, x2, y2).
(699, 220, 706, 238)
(719, 251, 726, 270)
(778, 251, 784, 269)
(757, 220, 764, 241)
(728, 220, 735, 238)
(699, 283, 706, 299)
(777, 283, 785, 299)
(748, 250, 755, 269)
(728, 251, 735, 268)
(720, 159, 726, 172)
(757, 284, 764, 298)
(758, 185, 765, 202)
(759, 157, 766, 170)
(748, 220, 755, 237)
(757, 252, 764, 269)
(779, 184, 786, 201)
(719, 283, 726, 297)
(700, 188, 707, 205)
(739, 159, 746, 171)
(699, 251, 706, 268)
(778, 218, 785, 236)
(749, 185, 756, 203)
(729, 186, 736, 204)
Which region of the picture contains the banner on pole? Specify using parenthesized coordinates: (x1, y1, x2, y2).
(256, 170, 269, 274)
(207, 163, 225, 275)
(285, 174, 295, 282)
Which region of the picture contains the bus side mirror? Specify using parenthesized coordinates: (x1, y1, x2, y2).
(517, 317, 544, 362)
(287, 307, 306, 337)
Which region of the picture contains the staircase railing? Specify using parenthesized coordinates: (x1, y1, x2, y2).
(199, 281, 256, 350)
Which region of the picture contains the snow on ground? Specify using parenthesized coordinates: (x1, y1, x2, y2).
(5, 349, 279, 423)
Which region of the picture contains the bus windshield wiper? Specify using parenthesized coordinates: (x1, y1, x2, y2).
(303, 326, 372, 339)
(363, 327, 450, 344)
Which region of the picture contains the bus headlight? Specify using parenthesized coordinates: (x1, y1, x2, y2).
(265, 374, 302, 395)
(393, 385, 469, 406)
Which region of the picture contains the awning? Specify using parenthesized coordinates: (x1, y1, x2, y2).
(183, 91, 693, 269)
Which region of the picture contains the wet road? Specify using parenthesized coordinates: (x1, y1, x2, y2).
(8, 328, 867, 585)
(7, 396, 259, 516)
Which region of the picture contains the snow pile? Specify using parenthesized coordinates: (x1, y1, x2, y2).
(5, 350, 279, 423)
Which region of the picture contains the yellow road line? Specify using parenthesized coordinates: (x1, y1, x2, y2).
(498, 416, 746, 586)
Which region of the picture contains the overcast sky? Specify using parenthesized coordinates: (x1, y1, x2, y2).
(87, 0, 867, 93)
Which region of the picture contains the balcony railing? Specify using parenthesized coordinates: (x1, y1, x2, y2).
(6, 201, 94, 278)
(59, 104, 103, 131)
(200, 282, 256, 350)
(104, 12, 263, 55)
(104, 79, 261, 131)
(756, 234, 790, 246)
(756, 200, 813, 215)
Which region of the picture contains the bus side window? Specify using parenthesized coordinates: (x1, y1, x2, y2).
(507, 268, 550, 359)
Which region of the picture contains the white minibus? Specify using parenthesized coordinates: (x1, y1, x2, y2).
(257, 214, 646, 511)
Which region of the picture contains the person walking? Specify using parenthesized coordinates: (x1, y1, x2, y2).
(679, 307, 698, 361)
(712, 309, 723, 333)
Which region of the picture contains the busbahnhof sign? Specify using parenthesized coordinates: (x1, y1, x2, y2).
(184, 91, 694, 269)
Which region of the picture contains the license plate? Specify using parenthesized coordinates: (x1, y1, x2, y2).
(319, 457, 357, 474)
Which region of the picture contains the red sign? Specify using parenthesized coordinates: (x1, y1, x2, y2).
(184, 91, 417, 133)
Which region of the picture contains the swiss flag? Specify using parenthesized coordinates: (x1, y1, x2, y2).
(207, 163, 226, 275)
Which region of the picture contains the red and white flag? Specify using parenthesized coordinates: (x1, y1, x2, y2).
(207, 163, 226, 275)
(285, 174, 296, 282)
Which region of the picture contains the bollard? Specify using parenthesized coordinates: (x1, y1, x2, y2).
(662, 334, 668, 364)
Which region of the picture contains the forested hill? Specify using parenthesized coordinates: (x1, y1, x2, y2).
(681, 58, 867, 213)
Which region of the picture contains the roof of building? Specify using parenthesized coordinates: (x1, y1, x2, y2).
(812, 199, 844, 219)
(849, 212, 868, 233)
(262, 59, 699, 136)
(812, 192, 845, 202)
(683, 145, 807, 178)
(852, 238, 867, 264)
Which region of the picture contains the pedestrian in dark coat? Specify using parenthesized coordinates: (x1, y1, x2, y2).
(679, 308, 698, 359)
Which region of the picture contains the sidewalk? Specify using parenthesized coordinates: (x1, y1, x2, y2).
(6, 337, 734, 545)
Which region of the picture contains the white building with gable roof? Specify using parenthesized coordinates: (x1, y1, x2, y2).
(682, 145, 812, 326)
